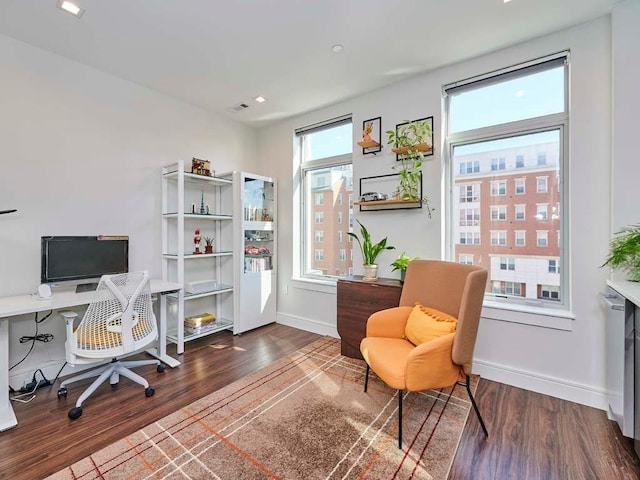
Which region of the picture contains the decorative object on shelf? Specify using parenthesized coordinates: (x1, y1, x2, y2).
(204, 236, 214, 254)
(387, 117, 434, 160)
(347, 219, 395, 281)
(386, 117, 435, 218)
(357, 116, 382, 155)
(602, 224, 640, 281)
(199, 191, 206, 214)
(355, 173, 422, 211)
(390, 252, 420, 283)
(184, 312, 217, 335)
(191, 157, 213, 177)
(193, 228, 202, 254)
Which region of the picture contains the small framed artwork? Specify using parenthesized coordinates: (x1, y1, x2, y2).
(357, 117, 382, 155)
(393, 116, 434, 161)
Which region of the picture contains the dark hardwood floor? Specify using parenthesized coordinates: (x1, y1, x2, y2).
(1, 323, 639, 480)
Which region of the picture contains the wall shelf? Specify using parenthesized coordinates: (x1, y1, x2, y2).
(357, 173, 423, 211)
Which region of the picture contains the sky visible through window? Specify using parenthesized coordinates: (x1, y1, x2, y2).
(450, 67, 564, 134)
(307, 123, 352, 161)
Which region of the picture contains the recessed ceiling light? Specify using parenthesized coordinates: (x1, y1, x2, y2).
(254, 96, 267, 103)
(57, 0, 85, 17)
(503, 0, 512, 3)
(331, 44, 344, 53)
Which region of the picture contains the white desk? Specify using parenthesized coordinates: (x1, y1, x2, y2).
(0, 279, 183, 432)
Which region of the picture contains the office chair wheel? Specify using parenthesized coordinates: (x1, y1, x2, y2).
(57, 387, 67, 399)
(145, 386, 155, 397)
(68, 407, 83, 419)
(157, 363, 166, 373)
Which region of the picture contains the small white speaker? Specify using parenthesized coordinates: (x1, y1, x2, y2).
(37, 284, 52, 299)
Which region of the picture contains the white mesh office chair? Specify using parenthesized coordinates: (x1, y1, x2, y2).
(57, 271, 165, 419)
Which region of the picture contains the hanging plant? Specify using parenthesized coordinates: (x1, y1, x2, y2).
(386, 118, 434, 218)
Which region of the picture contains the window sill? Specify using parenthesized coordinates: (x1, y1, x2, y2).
(482, 300, 574, 331)
(291, 276, 337, 295)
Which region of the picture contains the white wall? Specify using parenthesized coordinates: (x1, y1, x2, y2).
(611, 0, 640, 233)
(0, 34, 259, 388)
(260, 17, 613, 408)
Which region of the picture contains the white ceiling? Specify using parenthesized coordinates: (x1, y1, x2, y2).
(0, 0, 617, 128)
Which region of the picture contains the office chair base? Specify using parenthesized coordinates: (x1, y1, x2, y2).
(59, 358, 163, 419)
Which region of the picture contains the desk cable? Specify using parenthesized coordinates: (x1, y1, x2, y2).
(9, 310, 54, 371)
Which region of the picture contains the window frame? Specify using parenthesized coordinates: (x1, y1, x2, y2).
(443, 52, 570, 312)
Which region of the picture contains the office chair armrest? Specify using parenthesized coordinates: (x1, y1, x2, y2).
(366, 306, 412, 338)
(405, 333, 464, 391)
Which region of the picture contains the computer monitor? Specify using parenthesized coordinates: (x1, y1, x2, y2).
(41, 236, 129, 292)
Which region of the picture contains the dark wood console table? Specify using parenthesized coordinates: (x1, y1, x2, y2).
(336, 276, 403, 359)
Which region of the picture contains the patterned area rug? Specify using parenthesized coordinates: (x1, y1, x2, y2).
(47, 337, 476, 480)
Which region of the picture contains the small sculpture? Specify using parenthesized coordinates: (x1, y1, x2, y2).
(193, 228, 202, 254)
(362, 121, 373, 142)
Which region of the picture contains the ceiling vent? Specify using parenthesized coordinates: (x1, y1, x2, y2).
(226, 103, 250, 113)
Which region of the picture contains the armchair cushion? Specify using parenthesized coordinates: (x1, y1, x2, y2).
(404, 303, 457, 346)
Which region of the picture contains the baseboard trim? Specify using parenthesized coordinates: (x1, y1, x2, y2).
(276, 313, 338, 338)
(474, 358, 607, 410)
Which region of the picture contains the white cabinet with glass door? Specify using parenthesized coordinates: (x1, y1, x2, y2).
(229, 172, 277, 333)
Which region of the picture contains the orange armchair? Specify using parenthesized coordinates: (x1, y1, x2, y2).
(360, 259, 489, 448)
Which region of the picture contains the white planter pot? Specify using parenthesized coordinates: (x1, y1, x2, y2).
(362, 264, 379, 281)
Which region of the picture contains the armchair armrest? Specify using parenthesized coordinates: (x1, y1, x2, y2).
(405, 333, 464, 391)
(366, 306, 413, 339)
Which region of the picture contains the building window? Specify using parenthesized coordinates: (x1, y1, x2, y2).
(459, 254, 473, 265)
(459, 184, 480, 203)
(298, 115, 353, 280)
(337, 211, 343, 224)
(548, 259, 559, 273)
(500, 257, 516, 271)
(348, 194, 353, 208)
(537, 153, 547, 166)
(539, 284, 560, 301)
(537, 176, 548, 193)
(459, 161, 480, 174)
(459, 208, 480, 226)
(491, 281, 524, 297)
(537, 231, 548, 247)
(446, 52, 568, 309)
(536, 204, 548, 220)
(491, 157, 506, 171)
(459, 232, 480, 245)
(490, 205, 507, 221)
(339, 249, 346, 261)
(490, 181, 507, 196)
(337, 230, 343, 242)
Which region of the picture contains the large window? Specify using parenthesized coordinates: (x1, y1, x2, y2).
(445, 53, 568, 309)
(298, 116, 353, 280)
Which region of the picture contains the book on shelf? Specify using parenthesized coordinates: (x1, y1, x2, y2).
(184, 312, 216, 328)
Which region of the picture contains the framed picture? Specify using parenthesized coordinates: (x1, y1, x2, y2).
(357, 117, 382, 155)
(393, 116, 434, 161)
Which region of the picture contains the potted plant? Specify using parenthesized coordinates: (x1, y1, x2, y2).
(348, 219, 395, 281)
(386, 119, 435, 218)
(203, 236, 214, 254)
(602, 224, 640, 281)
(390, 252, 419, 283)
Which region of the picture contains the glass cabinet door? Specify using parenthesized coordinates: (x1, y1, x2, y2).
(243, 176, 275, 273)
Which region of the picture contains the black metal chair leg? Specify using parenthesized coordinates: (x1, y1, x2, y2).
(398, 389, 403, 449)
(465, 375, 488, 437)
(364, 364, 370, 392)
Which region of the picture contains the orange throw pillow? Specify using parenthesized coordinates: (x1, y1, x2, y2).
(404, 302, 458, 346)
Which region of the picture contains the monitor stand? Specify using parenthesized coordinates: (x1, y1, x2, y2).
(76, 282, 99, 293)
